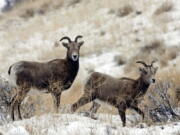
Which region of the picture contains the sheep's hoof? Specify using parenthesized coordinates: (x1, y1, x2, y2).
(79, 111, 98, 120)
(90, 114, 98, 120)
(79, 111, 90, 116)
(70, 106, 76, 113)
(53, 107, 60, 113)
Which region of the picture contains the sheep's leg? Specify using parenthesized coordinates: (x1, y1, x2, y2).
(11, 105, 15, 121)
(90, 101, 101, 114)
(71, 94, 95, 112)
(10, 95, 22, 121)
(117, 104, 126, 127)
(50, 81, 63, 113)
(88, 101, 101, 119)
(11, 104, 17, 121)
(10, 96, 18, 121)
(16, 87, 30, 120)
(130, 105, 144, 119)
(51, 92, 61, 113)
(10, 85, 30, 120)
(17, 103, 22, 120)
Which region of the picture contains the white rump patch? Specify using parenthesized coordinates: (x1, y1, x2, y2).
(8, 62, 24, 87)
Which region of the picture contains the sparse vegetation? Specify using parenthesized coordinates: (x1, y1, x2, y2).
(124, 40, 180, 73)
(0, 0, 180, 134)
(114, 55, 126, 66)
(117, 4, 133, 17)
(154, 1, 174, 15)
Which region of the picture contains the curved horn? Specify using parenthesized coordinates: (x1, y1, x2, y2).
(60, 36, 71, 43)
(75, 35, 83, 42)
(150, 60, 156, 67)
(136, 61, 148, 67)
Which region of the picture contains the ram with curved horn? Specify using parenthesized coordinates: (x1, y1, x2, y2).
(136, 61, 148, 67)
(150, 60, 157, 67)
(75, 35, 83, 42)
(71, 60, 158, 127)
(60, 36, 72, 43)
(8, 35, 84, 121)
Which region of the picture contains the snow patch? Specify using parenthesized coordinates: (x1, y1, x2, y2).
(0, 114, 179, 135)
(7, 126, 29, 135)
(0, 0, 6, 11)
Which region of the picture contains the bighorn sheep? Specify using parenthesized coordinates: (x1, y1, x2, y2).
(8, 35, 84, 121)
(71, 61, 158, 126)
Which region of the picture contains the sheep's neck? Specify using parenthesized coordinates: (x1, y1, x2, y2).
(66, 56, 79, 82)
(135, 76, 150, 97)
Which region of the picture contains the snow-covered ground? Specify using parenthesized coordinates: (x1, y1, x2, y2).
(0, 113, 180, 135)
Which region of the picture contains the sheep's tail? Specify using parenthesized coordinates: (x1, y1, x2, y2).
(8, 65, 12, 75)
(8, 63, 18, 87)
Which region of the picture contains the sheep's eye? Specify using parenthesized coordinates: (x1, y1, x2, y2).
(143, 70, 148, 75)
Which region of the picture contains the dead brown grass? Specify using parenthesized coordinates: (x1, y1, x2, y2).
(117, 4, 133, 17)
(114, 55, 126, 66)
(0, 0, 179, 124)
(158, 68, 180, 105)
(138, 68, 180, 125)
(154, 1, 174, 15)
(1, 0, 82, 21)
(2, 0, 64, 19)
(124, 40, 180, 73)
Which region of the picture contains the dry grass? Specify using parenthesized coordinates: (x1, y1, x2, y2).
(124, 39, 180, 73)
(0, 0, 179, 126)
(2, 0, 64, 19)
(154, 1, 174, 15)
(116, 4, 133, 17)
(137, 68, 180, 125)
(158, 68, 180, 106)
(114, 55, 126, 66)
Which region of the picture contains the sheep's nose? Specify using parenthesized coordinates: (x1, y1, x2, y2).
(152, 79, 156, 83)
(72, 53, 78, 61)
(72, 54, 78, 59)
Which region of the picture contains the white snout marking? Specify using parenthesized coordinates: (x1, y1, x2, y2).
(149, 78, 155, 84)
(72, 52, 79, 61)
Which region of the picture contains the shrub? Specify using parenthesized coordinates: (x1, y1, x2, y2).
(154, 1, 174, 15)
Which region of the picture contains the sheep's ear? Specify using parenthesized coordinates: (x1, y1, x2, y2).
(139, 67, 147, 74)
(139, 67, 143, 72)
(139, 68, 146, 73)
(62, 42, 69, 48)
(155, 67, 158, 73)
(78, 41, 84, 47)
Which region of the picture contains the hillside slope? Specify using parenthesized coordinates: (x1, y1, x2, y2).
(0, 0, 180, 134)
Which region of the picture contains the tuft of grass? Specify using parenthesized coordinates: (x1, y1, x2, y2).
(66, 0, 81, 7)
(114, 55, 126, 66)
(154, 1, 174, 15)
(140, 40, 163, 53)
(117, 4, 133, 17)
